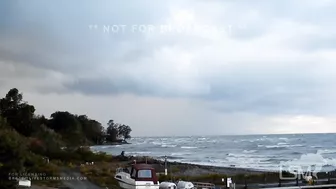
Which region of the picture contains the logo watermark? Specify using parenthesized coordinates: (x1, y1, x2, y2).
(8, 172, 87, 181)
(279, 152, 335, 180)
(279, 165, 318, 180)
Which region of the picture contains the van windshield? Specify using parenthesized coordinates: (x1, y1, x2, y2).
(137, 169, 152, 178)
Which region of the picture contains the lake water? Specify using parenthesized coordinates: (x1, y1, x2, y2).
(91, 133, 336, 172)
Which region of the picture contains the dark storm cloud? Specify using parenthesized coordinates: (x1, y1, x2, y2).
(0, 0, 173, 73)
(1, 0, 336, 117)
(64, 77, 154, 96)
(62, 66, 333, 115)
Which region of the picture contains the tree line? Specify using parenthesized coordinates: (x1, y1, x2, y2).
(0, 88, 132, 146)
(0, 88, 133, 188)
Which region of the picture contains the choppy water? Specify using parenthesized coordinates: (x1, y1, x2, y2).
(91, 133, 336, 172)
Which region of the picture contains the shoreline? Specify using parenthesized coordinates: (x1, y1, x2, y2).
(90, 147, 275, 174)
(95, 142, 131, 146)
(116, 155, 273, 177)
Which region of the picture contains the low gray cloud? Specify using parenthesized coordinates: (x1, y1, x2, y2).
(64, 77, 153, 96)
(295, 35, 336, 52)
(1, 0, 336, 135)
(63, 67, 335, 116)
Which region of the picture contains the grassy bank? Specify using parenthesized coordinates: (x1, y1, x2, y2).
(0, 88, 134, 188)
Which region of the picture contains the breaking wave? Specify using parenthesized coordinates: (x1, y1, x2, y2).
(181, 146, 197, 149)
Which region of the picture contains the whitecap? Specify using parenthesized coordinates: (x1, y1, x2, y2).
(161, 144, 177, 148)
(265, 145, 286, 149)
(264, 144, 303, 149)
(181, 146, 197, 149)
(277, 142, 289, 145)
(130, 151, 152, 155)
(243, 150, 257, 153)
(317, 149, 336, 154)
(171, 152, 192, 156)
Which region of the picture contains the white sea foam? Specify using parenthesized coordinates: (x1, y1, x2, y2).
(152, 141, 163, 145)
(261, 144, 304, 149)
(181, 146, 197, 149)
(93, 145, 115, 149)
(161, 144, 177, 148)
(265, 145, 284, 149)
(175, 138, 192, 143)
(131, 151, 152, 155)
(171, 152, 192, 156)
(243, 150, 257, 153)
(227, 152, 276, 158)
(317, 149, 336, 154)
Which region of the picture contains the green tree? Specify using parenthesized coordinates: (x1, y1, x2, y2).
(0, 116, 9, 130)
(30, 124, 64, 156)
(49, 111, 85, 146)
(106, 120, 132, 142)
(0, 88, 36, 136)
(0, 122, 28, 189)
(32, 115, 49, 128)
(118, 124, 132, 140)
(0, 88, 134, 188)
(106, 120, 118, 142)
(77, 115, 105, 145)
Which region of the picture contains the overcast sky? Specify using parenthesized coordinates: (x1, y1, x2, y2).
(1, 0, 336, 136)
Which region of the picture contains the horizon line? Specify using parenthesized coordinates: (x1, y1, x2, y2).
(132, 132, 336, 138)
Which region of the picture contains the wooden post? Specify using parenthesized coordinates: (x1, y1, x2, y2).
(244, 177, 247, 189)
(164, 156, 167, 176)
(327, 172, 330, 184)
(296, 176, 299, 186)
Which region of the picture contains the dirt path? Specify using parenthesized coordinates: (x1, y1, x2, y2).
(31, 186, 59, 189)
(59, 168, 104, 189)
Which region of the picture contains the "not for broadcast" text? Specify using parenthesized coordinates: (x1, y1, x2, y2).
(89, 24, 237, 35)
